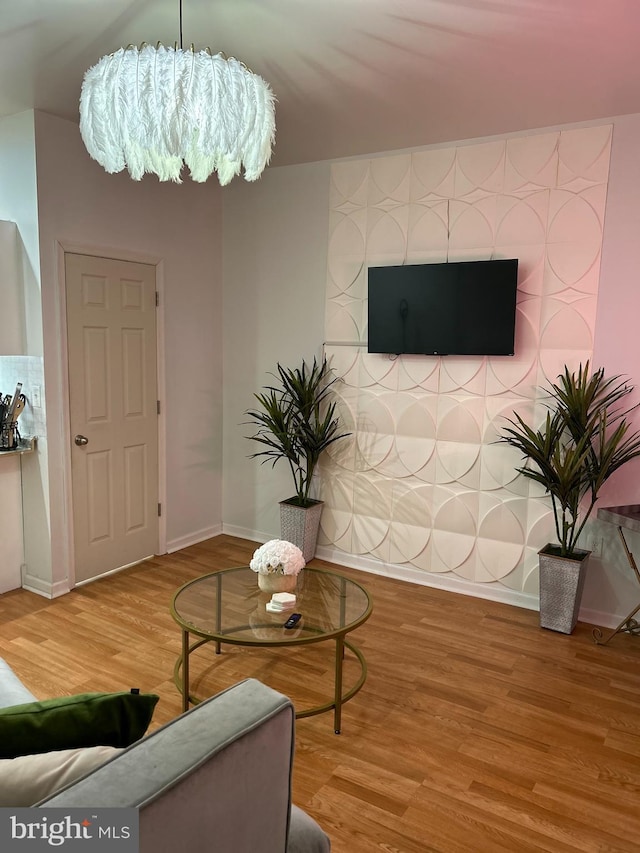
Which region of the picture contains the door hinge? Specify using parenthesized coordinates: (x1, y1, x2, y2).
(157, 400, 161, 415)
(158, 503, 162, 517)
(155, 291, 159, 307)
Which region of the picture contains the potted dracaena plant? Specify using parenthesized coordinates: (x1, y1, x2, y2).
(245, 356, 350, 561)
(498, 362, 640, 634)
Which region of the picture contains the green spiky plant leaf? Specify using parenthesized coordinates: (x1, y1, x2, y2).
(245, 357, 351, 507)
(498, 362, 640, 557)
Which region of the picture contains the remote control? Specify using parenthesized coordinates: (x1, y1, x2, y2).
(283, 613, 302, 629)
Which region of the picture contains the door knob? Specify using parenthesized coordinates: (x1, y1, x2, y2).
(74, 435, 89, 446)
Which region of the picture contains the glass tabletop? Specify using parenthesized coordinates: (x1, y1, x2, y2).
(171, 566, 372, 645)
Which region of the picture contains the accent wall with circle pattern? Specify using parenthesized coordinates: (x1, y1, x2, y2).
(319, 124, 612, 598)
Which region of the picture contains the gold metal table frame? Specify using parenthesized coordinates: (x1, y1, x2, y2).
(170, 566, 372, 734)
(593, 505, 640, 645)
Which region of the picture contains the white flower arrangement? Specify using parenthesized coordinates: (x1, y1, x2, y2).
(250, 539, 305, 576)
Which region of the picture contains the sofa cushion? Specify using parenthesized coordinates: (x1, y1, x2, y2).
(0, 745, 123, 806)
(0, 690, 159, 758)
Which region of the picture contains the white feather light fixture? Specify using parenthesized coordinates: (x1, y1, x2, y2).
(79, 6, 275, 185)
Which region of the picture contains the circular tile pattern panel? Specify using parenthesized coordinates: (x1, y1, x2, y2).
(477, 500, 525, 580)
(356, 393, 396, 470)
(328, 213, 366, 293)
(547, 193, 603, 285)
(432, 496, 477, 571)
(390, 485, 433, 563)
(395, 398, 437, 475)
(351, 475, 393, 554)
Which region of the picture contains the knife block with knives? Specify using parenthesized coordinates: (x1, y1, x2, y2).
(0, 383, 24, 450)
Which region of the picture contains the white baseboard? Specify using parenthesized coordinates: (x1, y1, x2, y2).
(21, 571, 70, 600)
(221, 523, 270, 544)
(167, 525, 223, 554)
(577, 606, 622, 631)
(315, 544, 540, 612)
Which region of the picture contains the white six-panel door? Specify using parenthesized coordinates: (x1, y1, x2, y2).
(65, 253, 158, 583)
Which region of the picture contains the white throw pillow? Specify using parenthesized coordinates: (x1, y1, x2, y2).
(0, 744, 122, 806)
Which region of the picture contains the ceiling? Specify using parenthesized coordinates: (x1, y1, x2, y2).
(2, 0, 640, 169)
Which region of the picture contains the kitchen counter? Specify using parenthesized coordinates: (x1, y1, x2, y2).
(0, 436, 36, 457)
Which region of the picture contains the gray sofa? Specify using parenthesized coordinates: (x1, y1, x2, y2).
(0, 660, 330, 853)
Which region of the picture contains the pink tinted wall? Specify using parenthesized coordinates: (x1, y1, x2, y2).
(593, 113, 640, 506)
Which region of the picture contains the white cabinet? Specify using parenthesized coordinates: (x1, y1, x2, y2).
(0, 454, 23, 592)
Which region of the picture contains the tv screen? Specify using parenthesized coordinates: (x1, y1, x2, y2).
(367, 259, 518, 356)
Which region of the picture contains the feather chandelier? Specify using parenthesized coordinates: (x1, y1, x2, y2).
(79, 3, 275, 186)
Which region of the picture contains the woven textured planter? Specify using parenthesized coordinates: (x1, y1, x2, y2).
(538, 545, 590, 634)
(279, 499, 323, 563)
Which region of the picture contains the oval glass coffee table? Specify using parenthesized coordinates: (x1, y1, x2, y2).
(171, 566, 372, 733)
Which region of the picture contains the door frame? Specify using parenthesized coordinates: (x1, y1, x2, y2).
(55, 241, 167, 589)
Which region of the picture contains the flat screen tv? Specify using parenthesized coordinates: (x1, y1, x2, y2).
(367, 258, 518, 356)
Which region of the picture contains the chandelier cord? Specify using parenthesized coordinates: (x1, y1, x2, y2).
(179, 0, 183, 50)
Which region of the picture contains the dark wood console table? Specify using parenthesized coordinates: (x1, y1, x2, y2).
(593, 505, 640, 645)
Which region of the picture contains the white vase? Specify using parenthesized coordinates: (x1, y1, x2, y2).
(257, 572, 298, 594)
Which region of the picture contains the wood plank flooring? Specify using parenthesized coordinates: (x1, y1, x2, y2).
(1, 534, 639, 852)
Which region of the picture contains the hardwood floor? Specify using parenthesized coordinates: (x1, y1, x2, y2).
(1, 534, 639, 852)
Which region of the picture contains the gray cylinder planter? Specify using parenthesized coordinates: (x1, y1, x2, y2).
(538, 545, 591, 634)
(280, 499, 324, 563)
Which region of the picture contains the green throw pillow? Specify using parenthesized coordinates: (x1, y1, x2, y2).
(0, 690, 159, 759)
